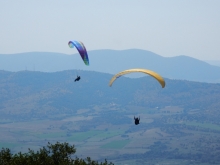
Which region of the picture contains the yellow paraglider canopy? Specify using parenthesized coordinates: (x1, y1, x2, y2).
(109, 68, 165, 88)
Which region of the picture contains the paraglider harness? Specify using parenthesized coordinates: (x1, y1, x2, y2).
(75, 75, 81, 82)
(134, 116, 140, 125)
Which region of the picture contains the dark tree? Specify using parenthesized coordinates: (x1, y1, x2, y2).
(0, 142, 114, 165)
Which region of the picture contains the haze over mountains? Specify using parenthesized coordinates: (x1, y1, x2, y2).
(1, 49, 220, 83)
(205, 60, 220, 67)
(1, 49, 220, 164)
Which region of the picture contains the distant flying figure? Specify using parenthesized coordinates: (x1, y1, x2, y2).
(134, 116, 140, 125)
(74, 75, 81, 82)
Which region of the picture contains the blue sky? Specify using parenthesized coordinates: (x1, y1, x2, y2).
(0, 0, 220, 60)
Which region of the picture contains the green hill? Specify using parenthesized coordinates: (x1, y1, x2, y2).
(1, 70, 220, 164)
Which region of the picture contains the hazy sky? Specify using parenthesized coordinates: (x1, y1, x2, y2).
(1, 0, 220, 60)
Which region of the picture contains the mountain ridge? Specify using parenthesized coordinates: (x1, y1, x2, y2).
(0, 70, 220, 121)
(1, 49, 220, 82)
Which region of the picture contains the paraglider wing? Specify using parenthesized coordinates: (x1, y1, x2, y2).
(68, 41, 89, 66)
(109, 68, 165, 88)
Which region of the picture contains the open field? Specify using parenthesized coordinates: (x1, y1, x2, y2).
(184, 122, 220, 131)
(1, 104, 220, 165)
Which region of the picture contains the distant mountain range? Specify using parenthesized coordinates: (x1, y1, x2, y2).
(1, 49, 220, 83)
